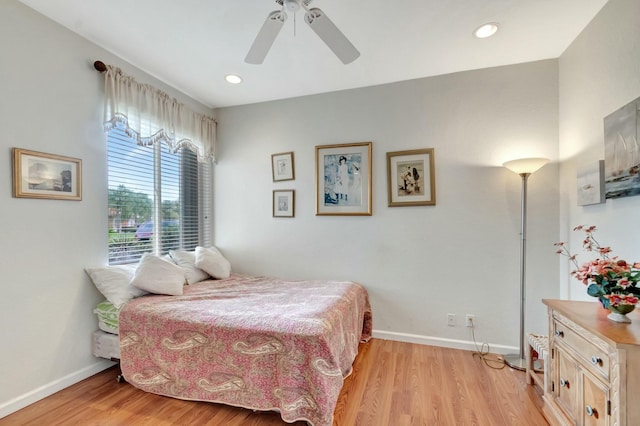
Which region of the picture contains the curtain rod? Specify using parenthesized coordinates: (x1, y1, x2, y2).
(93, 60, 107, 73)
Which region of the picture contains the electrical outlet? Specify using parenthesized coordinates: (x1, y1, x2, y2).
(447, 313, 456, 326)
(466, 314, 475, 327)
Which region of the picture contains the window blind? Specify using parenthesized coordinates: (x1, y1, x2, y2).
(107, 125, 211, 265)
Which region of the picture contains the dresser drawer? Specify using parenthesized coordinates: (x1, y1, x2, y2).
(553, 318, 609, 381)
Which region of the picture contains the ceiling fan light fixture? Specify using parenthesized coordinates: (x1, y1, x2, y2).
(474, 22, 499, 39)
(225, 74, 243, 84)
(284, 0, 300, 12)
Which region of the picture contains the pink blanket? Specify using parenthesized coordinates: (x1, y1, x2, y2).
(119, 274, 372, 426)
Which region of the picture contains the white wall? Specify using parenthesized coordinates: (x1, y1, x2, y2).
(214, 60, 560, 352)
(0, 1, 214, 417)
(558, 0, 640, 300)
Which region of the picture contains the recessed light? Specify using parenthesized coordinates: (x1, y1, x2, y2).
(474, 22, 499, 39)
(225, 74, 243, 84)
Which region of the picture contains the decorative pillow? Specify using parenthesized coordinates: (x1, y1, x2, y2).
(130, 253, 186, 295)
(169, 250, 210, 285)
(195, 246, 231, 279)
(85, 264, 148, 308)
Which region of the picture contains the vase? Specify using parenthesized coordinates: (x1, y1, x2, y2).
(607, 304, 635, 323)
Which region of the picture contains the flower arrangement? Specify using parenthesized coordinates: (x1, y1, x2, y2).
(555, 225, 640, 310)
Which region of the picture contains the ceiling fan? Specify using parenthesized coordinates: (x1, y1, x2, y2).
(245, 0, 360, 65)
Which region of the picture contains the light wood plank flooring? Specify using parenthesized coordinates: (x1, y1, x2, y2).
(1, 339, 548, 425)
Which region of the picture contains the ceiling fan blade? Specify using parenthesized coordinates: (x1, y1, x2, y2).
(245, 10, 287, 64)
(304, 8, 360, 64)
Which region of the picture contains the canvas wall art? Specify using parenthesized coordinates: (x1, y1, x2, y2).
(577, 160, 605, 206)
(603, 96, 640, 199)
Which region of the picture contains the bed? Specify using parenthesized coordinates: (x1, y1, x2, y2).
(92, 273, 372, 426)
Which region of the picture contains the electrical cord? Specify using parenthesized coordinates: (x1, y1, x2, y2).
(468, 318, 507, 369)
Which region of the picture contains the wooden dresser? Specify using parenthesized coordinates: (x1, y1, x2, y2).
(542, 299, 640, 426)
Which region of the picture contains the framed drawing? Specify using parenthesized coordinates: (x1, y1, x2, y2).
(603, 96, 640, 199)
(273, 190, 295, 217)
(315, 142, 372, 216)
(272, 151, 295, 181)
(12, 148, 82, 200)
(577, 160, 605, 206)
(387, 148, 436, 207)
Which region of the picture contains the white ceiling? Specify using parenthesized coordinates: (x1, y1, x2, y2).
(19, 0, 608, 109)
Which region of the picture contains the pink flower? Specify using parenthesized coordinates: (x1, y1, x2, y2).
(605, 294, 622, 304)
(599, 247, 612, 255)
(572, 264, 591, 284)
(618, 278, 631, 289)
(626, 296, 640, 305)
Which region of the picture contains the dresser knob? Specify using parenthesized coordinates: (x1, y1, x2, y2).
(560, 378, 569, 388)
(585, 405, 597, 417)
(591, 356, 602, 366)
(555, 330, 564, 338)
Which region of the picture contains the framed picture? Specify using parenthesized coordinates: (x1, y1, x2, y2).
(272, 151, 295, 181)
(387, 148, 436, 207)
(273, 190, 295, 217)
(315, 142, 372, 216)
(12, 148, 82, 200)
(603, 96, 640, 199)
(577, 160, 605, 206)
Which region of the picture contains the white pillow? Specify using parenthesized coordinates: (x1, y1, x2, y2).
(85, 264, 148, 308)
(130, 254, 185, 295)
(169, 250, 210, 285)
(195, 246, 231, 279)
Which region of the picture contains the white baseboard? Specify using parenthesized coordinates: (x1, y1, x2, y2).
(0, 359, 114, 419)
(372, 329, 518, 355)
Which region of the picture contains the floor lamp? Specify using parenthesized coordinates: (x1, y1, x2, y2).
(502, 157, 549, 371)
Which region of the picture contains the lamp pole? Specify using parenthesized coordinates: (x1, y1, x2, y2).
(502, 157, 549, 371)
(504, 172, 529, 370)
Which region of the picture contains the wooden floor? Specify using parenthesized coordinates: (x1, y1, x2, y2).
(2, 339, 548, 425)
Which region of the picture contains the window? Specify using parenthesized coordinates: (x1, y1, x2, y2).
(107, 124, 211, 264)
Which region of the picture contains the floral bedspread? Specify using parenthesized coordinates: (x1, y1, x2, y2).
(118, 274, 372, 426)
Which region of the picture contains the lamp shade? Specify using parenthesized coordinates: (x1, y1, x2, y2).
(502, 157, 549, 175)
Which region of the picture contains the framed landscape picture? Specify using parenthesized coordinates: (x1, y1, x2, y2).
(12, 148, 82, 200)
(271, 151, 295, 182)
(386, 148, 436, 207)
(315, 142, 372, 216)
(273, 189, 295, 217)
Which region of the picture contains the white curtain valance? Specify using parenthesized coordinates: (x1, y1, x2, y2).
(103, 65, 216, 162)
